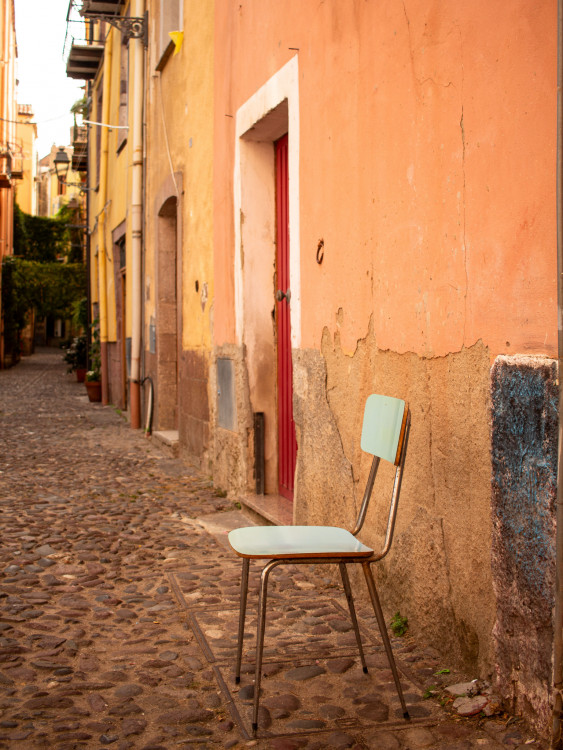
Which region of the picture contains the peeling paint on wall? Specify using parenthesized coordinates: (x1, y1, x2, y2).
(305, 323, 496, 674)
(491, 354, 557, 731)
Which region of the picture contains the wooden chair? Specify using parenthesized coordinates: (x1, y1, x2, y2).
(228, 393, 411, 733)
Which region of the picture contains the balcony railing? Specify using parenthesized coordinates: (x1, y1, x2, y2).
(80, 0, 124, 16)
(0, 154, 11, 187)
(71, 125, 88, 173)
(66, 41, 104, 80)
(72, 143, 88, 173)
(65, 1, 107, 81)
(10, 153, 23, 180)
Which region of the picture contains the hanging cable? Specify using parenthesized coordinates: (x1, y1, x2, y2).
(83, 119, 129, 130)
(156, 71, 179, 198)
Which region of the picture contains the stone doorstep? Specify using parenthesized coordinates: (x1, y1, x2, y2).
(194, 509, 256, 550)
(151, 429, 179, 457)
(240, 493, 294, 526)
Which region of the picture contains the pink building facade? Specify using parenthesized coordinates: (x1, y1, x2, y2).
(212, 0, 557, 732)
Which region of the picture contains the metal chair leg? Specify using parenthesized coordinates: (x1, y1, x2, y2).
(235, 558, 249, 684)
(362, 561, 410, 719)
(339, 562, 368, 673)
(252, 560, 278, 734)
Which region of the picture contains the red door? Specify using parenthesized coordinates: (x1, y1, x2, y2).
(275, 134, 297, 501)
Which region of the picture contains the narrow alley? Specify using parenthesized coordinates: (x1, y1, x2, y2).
(0, 350, 546, 749)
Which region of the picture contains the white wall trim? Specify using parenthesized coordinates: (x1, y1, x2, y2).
(234, 55, 300, 347)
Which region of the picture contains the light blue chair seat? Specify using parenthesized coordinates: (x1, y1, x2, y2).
(228, 393, 411, 734)
(229, 525, 374, 558)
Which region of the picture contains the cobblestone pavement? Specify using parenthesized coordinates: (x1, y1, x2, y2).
(0, 349, 547, 750)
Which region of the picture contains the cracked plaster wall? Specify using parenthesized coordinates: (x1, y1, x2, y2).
(293, 329, 558, 730)
(293, 323, 495, 675)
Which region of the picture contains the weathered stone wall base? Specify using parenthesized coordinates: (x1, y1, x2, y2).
(107, 341, 126, 411)
(142, 348, 211, 466)
(178, 349, 210, 463)
(211, 343, 254, 494)
(213, 323, 557, 736)
(293, 324, 496, 678)
(491, 355, 557, 734)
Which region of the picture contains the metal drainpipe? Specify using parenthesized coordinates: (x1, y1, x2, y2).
(552, 1, 563, 746)
(98, 29, 113, 405)
(129, 0, 144, 429)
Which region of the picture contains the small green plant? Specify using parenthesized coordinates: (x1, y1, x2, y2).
(434, 668, 451, 676)
(423, 686, 439, 699)
(63, 334, 87, 372)
(390, 611, 408, 637)
(71, 96, 88, 117)
(71, 296, 88, 330)
(234, 501, 242, 510)
(86, 317, 101, 381)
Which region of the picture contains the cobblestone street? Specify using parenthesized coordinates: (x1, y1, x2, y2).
(0, 349, 547, 749)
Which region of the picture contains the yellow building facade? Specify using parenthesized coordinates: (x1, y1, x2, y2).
(66, 1, 144, 413)
(14, 104, 36, 215)
(143, 0, 214, 459)
(0, 0, 17, 366)
(66, 0, 214, 456)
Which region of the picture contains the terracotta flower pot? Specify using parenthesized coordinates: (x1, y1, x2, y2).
(85, 380, 102, 402)
(76, 368, 87, 383)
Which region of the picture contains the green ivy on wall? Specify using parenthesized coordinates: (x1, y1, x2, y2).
(13, 202, 71, 262)
(2, 258, 87, 356)
(3, 202, 87, 362)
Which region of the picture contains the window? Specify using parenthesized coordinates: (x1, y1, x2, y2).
(156, 0, 183, 69)
(117, 33, 128, 152)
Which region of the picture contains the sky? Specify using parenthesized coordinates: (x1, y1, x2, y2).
(14, 0, 86, 160)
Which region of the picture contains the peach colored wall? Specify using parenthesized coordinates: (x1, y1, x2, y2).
(214, 0, 557, 360)
(212, 2, 558, 724)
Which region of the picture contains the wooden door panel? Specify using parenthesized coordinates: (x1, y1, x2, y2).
(275, 135, 297, 500)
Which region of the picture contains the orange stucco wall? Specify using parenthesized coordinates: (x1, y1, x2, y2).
(214, 0, 557, 360)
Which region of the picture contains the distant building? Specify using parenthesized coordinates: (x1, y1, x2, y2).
(36, 142, 82, 219)
(14, 104, 37, 215)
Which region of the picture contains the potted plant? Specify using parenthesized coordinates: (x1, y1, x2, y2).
(85, 319, 102, 402)
(62, 297, 89, 381)
(63, 334, 88, 381)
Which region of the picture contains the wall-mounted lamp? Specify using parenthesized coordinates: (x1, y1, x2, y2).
(53, 146, 92, 192)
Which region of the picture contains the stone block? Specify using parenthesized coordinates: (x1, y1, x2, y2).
(491, 354, 557, 732)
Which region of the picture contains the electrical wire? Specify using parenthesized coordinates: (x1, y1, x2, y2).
(0, 114, 72, 126)
(83, 119, 129, 130)
(156, 71, 179, 198)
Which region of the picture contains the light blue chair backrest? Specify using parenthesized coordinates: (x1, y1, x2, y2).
(360, 394, 406, 465)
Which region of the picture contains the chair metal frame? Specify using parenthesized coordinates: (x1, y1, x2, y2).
(229, 396, 411, 734)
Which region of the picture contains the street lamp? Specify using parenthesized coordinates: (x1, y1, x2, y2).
(53, 146, 91, 191)
(53, 146, 70, 183)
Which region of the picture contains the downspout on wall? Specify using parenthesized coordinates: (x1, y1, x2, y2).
(129, 0, 145, 429)
(553, 0, 563, 746)
(98, 30, 113, 405)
